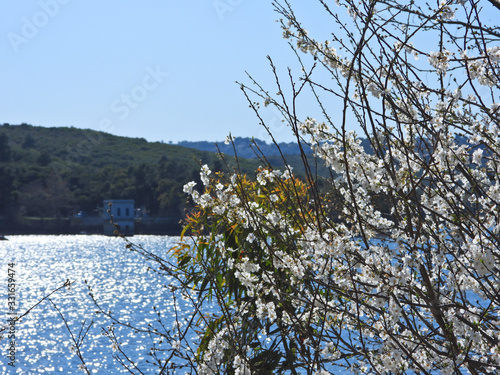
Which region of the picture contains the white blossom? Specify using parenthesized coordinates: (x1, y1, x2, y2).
(183, 181, 196, 195)
(428, 50, 453, 75)
(200, 164, 212, 186)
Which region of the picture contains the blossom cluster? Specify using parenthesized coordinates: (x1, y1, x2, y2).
(463, 47, 500, 87)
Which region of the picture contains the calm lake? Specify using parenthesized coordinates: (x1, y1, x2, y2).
(0, 235, 189, 374)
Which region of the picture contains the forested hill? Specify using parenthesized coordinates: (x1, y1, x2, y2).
(0, 123, 264, 233)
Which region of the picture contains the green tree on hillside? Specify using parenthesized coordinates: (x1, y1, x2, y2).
(22, 133, 36, 149)
(0, 166, 15, 212)
(0, 133, 10, 162)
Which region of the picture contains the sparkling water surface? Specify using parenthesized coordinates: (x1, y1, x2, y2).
(0, 235, 185, 374)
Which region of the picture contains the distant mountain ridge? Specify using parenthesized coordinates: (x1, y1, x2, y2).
(177, 137, 303, 158)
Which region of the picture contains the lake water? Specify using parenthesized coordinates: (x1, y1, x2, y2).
(0, 235, 189, 374)
(1, 235, 355, 375)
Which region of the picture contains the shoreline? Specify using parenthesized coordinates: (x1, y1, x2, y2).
(0, 216, 183, 236)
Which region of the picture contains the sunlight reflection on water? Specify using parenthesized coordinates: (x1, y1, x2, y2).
(0, 235, 183, 374)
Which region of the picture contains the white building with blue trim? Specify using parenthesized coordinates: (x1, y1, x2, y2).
(103, 199, 134, 236)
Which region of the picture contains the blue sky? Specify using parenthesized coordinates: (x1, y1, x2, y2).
(1, 1, 329, 143)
